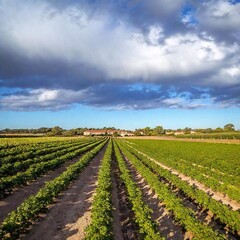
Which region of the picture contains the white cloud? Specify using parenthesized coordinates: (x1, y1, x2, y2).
(196, 0, 240, 39)
(0, 86, 219, 111)
(0, 89, 87, 110)
(161, 96, 213, 109)
(224, 67, 240, 77)
(209, 65, 240, 86)
(0, 0, 235, 83)
(148, 26, 164, 45)
(0, 0, 239, 111)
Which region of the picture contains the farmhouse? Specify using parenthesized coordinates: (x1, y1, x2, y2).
(107, 130, 115, 135)
(83, 130, 107, 136)
(83, 129, 134, 136)
(174, 131, 185, 135)
(119, 131, 134, 137)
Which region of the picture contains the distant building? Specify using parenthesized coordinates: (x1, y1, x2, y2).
(83, 130, 107, 136)
(106, 130, 115, 135)
(165, 131, 174, 135)
(119, 131, 134, 137)
(174, 131, 185, 135)
(83, 129, 134, 136)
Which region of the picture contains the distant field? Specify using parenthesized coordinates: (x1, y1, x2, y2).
(126, 138, 240, 200)
(176, 132, 240, 140)
(0, 137, 239, 239)
(0, 136, 84, 146)
(126, 135, 240, 144)
(0, 133, 44, 137)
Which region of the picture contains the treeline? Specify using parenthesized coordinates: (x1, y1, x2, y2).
(177, 132, 240, 140)
(1, 123, 239, 138)
(0, 127, 84, 136)
(0, 126, 119, 137)
(135, 123, 239, 135)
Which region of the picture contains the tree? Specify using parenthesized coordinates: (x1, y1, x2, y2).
(143, 127, 151, 136)
(224, 123, 235, 131)
(134, 129, 143, 136)
(51, 126, 63, 136)
(184, 127, 191, 134)
(62, 129, 78, 136)
(214, 127, 223, 133)
(153, 126, 164, 135)
(113, 131, 119, 137)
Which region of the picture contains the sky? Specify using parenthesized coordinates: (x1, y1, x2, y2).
(0, 0, 240, 130)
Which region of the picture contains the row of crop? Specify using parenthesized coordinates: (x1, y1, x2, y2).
(176, 132, 240, 140)
(0, 139, 105, 198)
(0, 139, 95, 178)
(85, 141, 113, 239)
(117, 141, 224, 240)
(0, 138, 90, 165)
(174, 157, 240, 188)
(0, 140, 94, 178)
(0, 138, 80, 158)
(123, 142, 240, 234)
(163, 158, 240, 204)
(156, 155, 240, 204)
(127, 139, 239, 177)
(0, 140, 54, 156)
(0, 136, 83, 150)
(0, 140, 107, 239)
(114, 141, 163, 240)
(127, 139, 240, 203)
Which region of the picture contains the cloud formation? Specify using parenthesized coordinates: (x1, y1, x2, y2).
(0, 0, 239, 111)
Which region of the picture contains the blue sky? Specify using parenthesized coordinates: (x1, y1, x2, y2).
(1, 105, 240, 130)
(0, 0, 240, 130)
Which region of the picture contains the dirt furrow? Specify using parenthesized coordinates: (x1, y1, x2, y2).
(128, 149, 238, 238)
(123, 157, 186, 240)
(171, 183, 238, 239)
(127, 144, 240, 210)
(111, 162, 124, 240)
(22, 145, 107, 240)
(112, 154, 140, 239)
(122, 147, 240, 239)
(0, 154, 86, 225)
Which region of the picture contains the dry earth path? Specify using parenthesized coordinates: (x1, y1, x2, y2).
(111, 164, 124, 240)
(111, 155, 140, 239)
(0, 155, 85, 224)
(124, 157, 185, 240)
(22, 145, 107, 240)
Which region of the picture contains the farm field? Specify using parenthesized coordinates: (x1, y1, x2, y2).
(0, 137, 240, 239)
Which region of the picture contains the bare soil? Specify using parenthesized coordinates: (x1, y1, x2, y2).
(170, 178, 238, 239)
(22, 145, 107, 240)
(128, 149, 238, 238)
(128, 145, 240, 211)
(0, 155, 84, 224)
(122, 150, 240, 239)
(124, 158, 186, 240)
(112, 153, 140, 239)
(111, 162, 124, 240)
